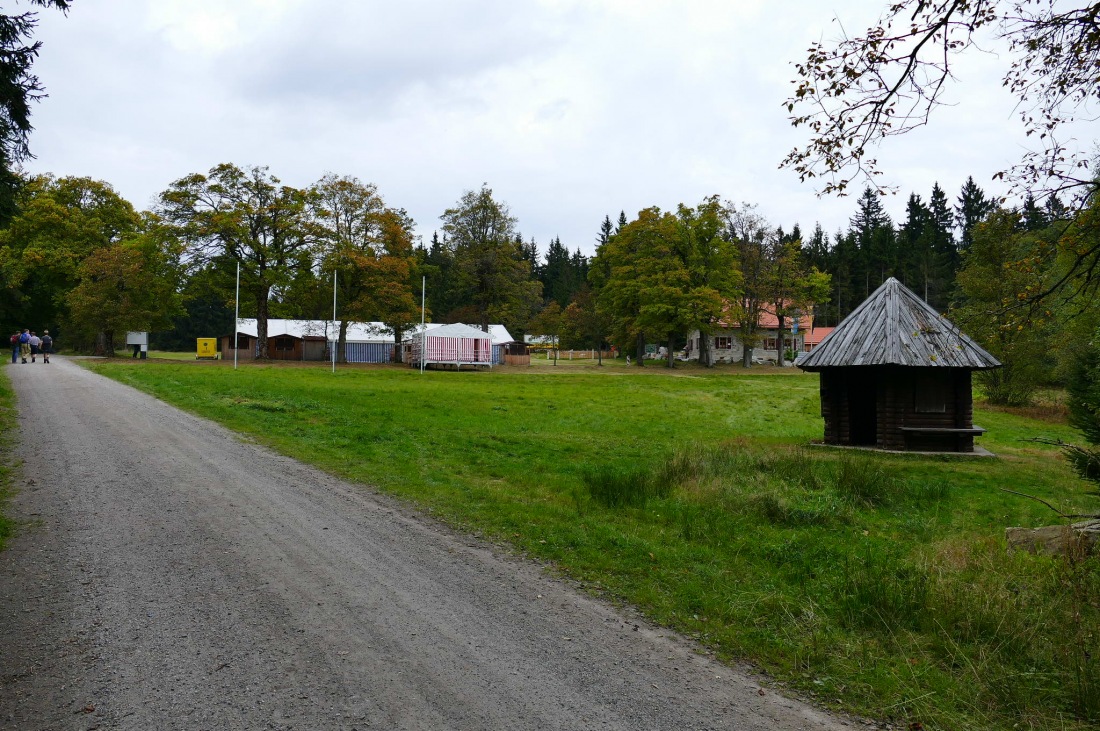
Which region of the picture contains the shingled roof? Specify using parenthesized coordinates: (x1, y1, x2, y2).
(795, 277, 1001, 370)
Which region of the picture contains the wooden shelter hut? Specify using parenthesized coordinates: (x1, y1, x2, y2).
(795, 278, 1001, 453)
(487, 324, 529, 366)
(222, 319, 329, 361)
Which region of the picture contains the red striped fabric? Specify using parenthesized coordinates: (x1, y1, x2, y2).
(423, 335, 491, 363)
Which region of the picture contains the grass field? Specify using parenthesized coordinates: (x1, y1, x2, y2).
(88, 357, 1100, 730)
(0, 369, 15, 551)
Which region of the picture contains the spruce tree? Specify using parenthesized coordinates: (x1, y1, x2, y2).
(0, 1, 70, 226)
(1019, 193, 1047, 232)
(900, 193, 933, 299)
(1069, 336, 1100, 446)
(928, 183, 957, 277)
(955, 176, 995, 251)
(598, 215, 613, 247)
(1044, 194, 1069, 223)
(849, 187, 895, 296)
(542, 236, 572, 307)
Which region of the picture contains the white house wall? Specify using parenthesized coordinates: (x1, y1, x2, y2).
(686, 329, 806, 364)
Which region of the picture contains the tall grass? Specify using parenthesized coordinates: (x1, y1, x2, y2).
(582, 441, 1099, 727)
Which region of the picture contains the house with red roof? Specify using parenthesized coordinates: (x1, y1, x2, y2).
(684, 302, 815, 365)
(802, 326, 834, 352)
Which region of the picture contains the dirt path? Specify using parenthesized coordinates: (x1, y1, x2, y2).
(0, 358, 854, 730)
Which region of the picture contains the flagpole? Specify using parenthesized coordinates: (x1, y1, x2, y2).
(233, 261, 240, 370)
(420, 275, 426, 374)
(332, 270, 338, 374)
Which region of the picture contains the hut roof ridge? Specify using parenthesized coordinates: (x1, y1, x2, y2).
(795, 277, 1000, 370)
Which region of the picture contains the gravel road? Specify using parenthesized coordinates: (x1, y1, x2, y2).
(0, 358, 854, 731)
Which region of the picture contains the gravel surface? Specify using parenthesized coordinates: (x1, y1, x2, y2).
(0, 357, 855, 730)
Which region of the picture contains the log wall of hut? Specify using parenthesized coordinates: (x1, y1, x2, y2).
(818, 366, 977, 452)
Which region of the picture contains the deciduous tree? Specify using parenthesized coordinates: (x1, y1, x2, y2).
(439, 185, 542, 334)
(783, 0, 1099, 201)
(560, 284, 611, 364)
(0, 174, 141, 334)
(313, 174, 418, 362)
(766, 233, 831, 367)
(954, 209, 1055, 405)
(66, 225, 183, 355)
(594, 200, 740, 368)
(158, 164, 319, 359)
(722, 203, 771, 367)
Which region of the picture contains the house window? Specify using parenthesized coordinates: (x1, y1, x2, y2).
(914, 373, 948, 413)
(274, 337, 294, 352)
(232, 336, 250, 350)
(714, 336, 732, 350)
(764, 337, 778, 351)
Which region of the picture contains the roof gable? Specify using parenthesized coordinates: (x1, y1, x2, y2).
(795, 278, 1000, 370)
(421, 323, 492, 339)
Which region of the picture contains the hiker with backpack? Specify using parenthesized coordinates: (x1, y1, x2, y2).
(41, 330, 52, 363)
(18, 329, 30, 364)
(9, 331, 18, 364)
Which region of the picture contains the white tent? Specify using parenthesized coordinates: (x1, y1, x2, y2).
(409, 323, 493, 369)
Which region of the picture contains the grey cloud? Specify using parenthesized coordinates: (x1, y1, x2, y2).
(219, 2, 569, 113)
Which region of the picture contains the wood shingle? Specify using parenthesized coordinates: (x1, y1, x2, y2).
(794, 277, 1000, 370)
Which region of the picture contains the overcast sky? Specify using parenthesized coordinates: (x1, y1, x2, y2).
(24, 0, 1042, 256)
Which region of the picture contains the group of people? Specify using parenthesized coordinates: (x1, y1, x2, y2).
(9, 329, 52, 364)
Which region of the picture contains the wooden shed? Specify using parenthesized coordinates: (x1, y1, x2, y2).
(487, 324, 529, 366)
(222, 319, 330, 361)
(795, 278, 1001, 453)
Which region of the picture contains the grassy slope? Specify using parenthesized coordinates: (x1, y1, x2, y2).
(90, 359, 1099, 730)
(0, 368, 16, 550)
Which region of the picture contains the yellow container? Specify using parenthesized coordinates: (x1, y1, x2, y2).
(196, 338, 219, 359)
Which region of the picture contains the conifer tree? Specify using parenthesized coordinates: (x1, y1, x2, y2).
(956, 176, 996, 251)
(1019, 193, 1048, 232)
(849, 187, 895, 297)
(928, 182, 957, 279)
(597, 215, 613, 247)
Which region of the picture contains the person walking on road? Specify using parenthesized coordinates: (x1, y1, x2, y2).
(40, 330, 52, 363)
(29, 331, 41, 363)
(18, 329, 30, 363)
(9, 331, 18, 364)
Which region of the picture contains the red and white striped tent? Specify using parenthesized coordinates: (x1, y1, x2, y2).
(410, 323, 493, 369)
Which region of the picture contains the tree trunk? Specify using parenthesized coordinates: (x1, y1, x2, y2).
(698, 332, 711, 367)
(635, 331, 645, 366)
(338, 320, 349, 364)
(666, 332, 675, 368)
(256, 290, 271, 359)
(596, 337, 603, 366)
(776, 313, 786, 367)
(741, 328, 753, 367)
(390, 325, 404, 363)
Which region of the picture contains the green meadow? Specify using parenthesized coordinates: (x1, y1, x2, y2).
(86, 358, 1099, 730)
(0, 372, 16, 551)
